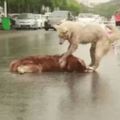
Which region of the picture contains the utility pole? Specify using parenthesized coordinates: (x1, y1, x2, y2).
(4, 0, 7, 17)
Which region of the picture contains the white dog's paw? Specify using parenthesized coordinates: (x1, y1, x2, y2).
(85, 66, 96, 72)
(60, 61, 66, 68)
(59, 58, 66, 68)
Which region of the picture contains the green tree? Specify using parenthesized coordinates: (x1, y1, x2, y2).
(0, 0, 84, 14)
(93, 1, 120, 18)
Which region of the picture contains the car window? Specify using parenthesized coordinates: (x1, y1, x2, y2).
(49, 11, 69, 18)
(18, 14, 34, 19)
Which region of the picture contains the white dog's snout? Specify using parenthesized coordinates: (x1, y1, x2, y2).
(59, 39, 64, 45)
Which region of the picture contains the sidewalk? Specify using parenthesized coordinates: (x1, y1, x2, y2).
(0, 29, 43, 39)
(0, 29, 17, 34)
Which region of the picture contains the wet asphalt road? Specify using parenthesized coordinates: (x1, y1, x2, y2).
(0, 29, 120, 120)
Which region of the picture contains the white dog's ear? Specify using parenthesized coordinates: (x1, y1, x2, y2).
(62, 27, 68, 33)
(53, 24, 68, 33)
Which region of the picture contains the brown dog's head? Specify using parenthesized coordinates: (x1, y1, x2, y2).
(65, 55, 86, 72)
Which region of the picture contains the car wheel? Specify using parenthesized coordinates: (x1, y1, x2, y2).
(44, 27, 49, 31)
(53, 27, 56, 31)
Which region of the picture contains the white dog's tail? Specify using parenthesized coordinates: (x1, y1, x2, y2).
(106, 25, 120, 43)
(106, 25, 118, 32)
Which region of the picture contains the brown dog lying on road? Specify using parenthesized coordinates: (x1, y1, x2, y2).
(10, 55, 88, 74)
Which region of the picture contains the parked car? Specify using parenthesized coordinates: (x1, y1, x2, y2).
(44, 10, 74, 31)
(109, 16, 116, 26)
(44, 12, 51, 18)
(34, 14, 47, 28)
(76, 13, 104, 25)
(15, 13, 38, 29)
(114, 9, 120, 26)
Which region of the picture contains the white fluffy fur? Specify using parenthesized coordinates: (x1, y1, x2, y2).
(55, 21, 120, 70)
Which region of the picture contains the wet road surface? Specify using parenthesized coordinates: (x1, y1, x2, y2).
(0, 30, 120, 120)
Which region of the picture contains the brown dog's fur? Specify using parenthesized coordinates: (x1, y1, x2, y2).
(10, 55, 87, 74)
(54, 21, 120, 70)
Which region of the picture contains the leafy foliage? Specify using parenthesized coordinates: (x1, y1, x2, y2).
(0, 0, 85, 14)
(93, 0, 120, 18)
(0, 0, 120, 17)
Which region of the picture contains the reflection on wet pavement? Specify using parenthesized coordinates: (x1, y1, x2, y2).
(0, 30, 120, 120)
(113, 41, 120, 65)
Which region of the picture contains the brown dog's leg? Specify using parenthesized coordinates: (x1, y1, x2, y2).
(17, 65, 42, 74)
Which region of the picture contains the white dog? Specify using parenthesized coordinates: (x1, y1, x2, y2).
(54, 21, 120, 70)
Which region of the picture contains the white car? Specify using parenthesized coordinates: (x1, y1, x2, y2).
(34, 14, 47, 28)
(15, 13, 38, 29)
(76, 13, 103, 25)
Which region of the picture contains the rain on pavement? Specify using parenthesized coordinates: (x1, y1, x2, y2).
(0, 29, 120, 120)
